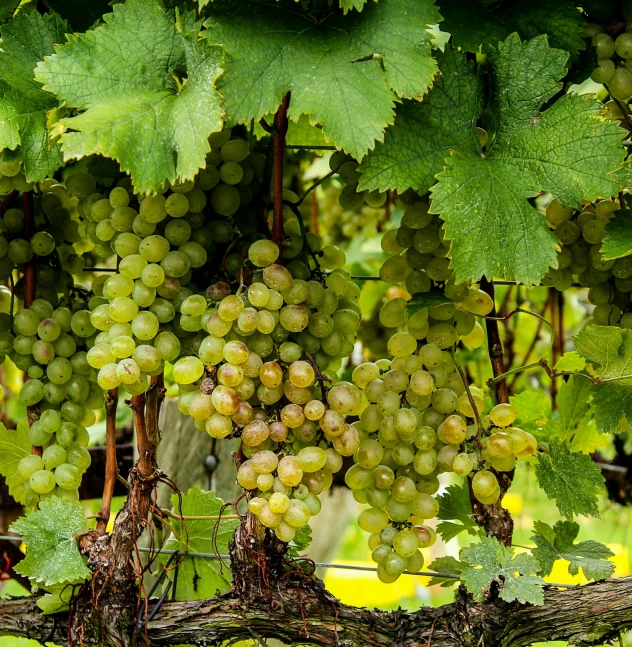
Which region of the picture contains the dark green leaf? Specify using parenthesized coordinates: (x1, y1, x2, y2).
(427, 556, 464, 587)
(437, 0, 585, 61)
(602, 209, 632, 260)
(531, 520, 614, 581)
(460, 536, 544, 605)
(203, 0, 440, 159)
(534, 438, 604, 519)
(436, 483, 479, 541)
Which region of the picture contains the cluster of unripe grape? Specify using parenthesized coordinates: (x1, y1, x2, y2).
(319, 183, 386, 247)
(542, 198, 632, 326)
(8, 300, 98, 503)
(71, 131, 270, 392)
(347, 353, 537, 582)
(175, 234, 362, 540)
(586, 6, 632, 103)
(0, 177, 87, 305)
(0, 158, 33, 197)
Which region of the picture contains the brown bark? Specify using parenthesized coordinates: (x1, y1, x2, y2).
(3, 576, 632, 647)
(272, 92, 291, 243)
(471, 278, 514, 546)
(97, 388, 119, 532)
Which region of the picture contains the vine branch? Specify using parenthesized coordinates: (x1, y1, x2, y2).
(272, 92, 291, 244)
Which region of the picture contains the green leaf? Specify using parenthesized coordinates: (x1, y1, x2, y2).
(427, 556, 464, 587)
(203, 0, 440, 160)
(42, 0, 111, 31)
(0, 420, 31, 505)
(37, 583, 74, 614)
(437, 0, 585, 61)
(11, 497, 90, 587)
(359, 47, 483, 195)
(535, 438, 604, 520)
(340, 0, 376, 13)
(0, 0, 19, 23)
(360, 35, 627, 284)
(531, 520, 614, 582)
(557, 376, 593, 437)
(36, 0, 224, 194)
(436, 482, 479, 541)
(160, 487, 240, 601)
(510, 389, 551, 441)
(287, 524, 312, 558)
(574, 325, 632, 433)
(567, 419, 611, 454)
(0, 11, 66, 182)
(460, 536, 545, 605)
(602, 209, 632, 260)
(555, 351, 586, 373)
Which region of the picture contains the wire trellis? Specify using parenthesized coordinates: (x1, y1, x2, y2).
(0, 535, 579, 589)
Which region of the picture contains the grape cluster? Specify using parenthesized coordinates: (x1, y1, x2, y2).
(0, 159, 33, 197)
(7, 300, 99, 503)
(0, 179, 87, 305)
(176, 235, 363, 541)
(542, 198, 632, 327)
(586, 5, 632, 103)
(348, 353, 537, 582)
(73, 130, 269, 393)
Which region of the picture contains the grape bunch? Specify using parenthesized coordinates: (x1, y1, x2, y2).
(72, 129, 269, 394)
(542, 198, 632, 327)
(8, 300, 99, 504)
(585, 3, 632, 103)
(0, 158, 33, 197)
(175, 235, 364, 541)
(347, 352, 537, 583)
(0, 178, 87, 305)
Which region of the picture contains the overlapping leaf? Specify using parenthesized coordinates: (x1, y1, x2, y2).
(160, 487, 239, 600)
(575, 325, 632, 433)
(531, 520, 614, 581)
(203, 0, 440, 159)
(36, 0, 224, 194)
(535, 439, 604, 519)
(427, 555, 464, 587)
(11, 497, 90, 587)
(359, 35, 626, 284)
(602, 208, 632, 260)
(436, 482, 480, 541)
(0, 420, 31, 504)
(437, 0, 585, 61)
(460, 537, 544, 605)
(0, 11, 66, 181)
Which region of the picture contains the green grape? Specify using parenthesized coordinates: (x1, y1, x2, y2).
(30, 469, 56, 494)
(610, 67, 632, 101)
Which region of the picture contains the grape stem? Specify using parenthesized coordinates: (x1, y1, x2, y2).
(283, 200, 323, 275)
(489, 357, 632, 388)
(272, 92, 291, 244)
(97, 387, 119, 533)
(291, 169, 336, 207)
(22, 191, 41, 457)
(160, 509, 240, 521)
(301, 346, 332, 403)
(451, 350, 482, 459)
(480, 278, 509, 404)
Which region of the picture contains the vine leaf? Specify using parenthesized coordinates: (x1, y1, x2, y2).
(531, 520, 614, 582)
(11, 497, 91, 588)
(359, 36, 626, 285)
(340, 0, 376, 13)
(0, 11, 66, 182)
(436, 0, 585, 61)
(574, 325, 632, 433)
(460, 536, 545, 605)
(0, 420, 31, 505)
(602, 207, 632, 260)
(406, 290, 453, 318)
(36, 0, 224, 194)
(160, 487, 240, 601)
(203, 0, 440, 159)
(555, 351, 586, 373)
(0, 0, 19, 22)
(557, 376, 593, 437)
(535, 438, 604, 520)
(427, 555, 464, 587)
(436, 482, 480, 541)
(510, 390, 551, 441)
